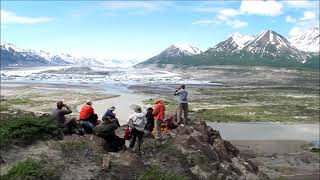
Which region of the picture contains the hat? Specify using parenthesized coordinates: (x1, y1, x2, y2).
(134, 106, 142, 113)
(86, 100, 92, 106)
(57, 101, 64, 108)
(130, 104, 141, 113)
(154, 98, 163, 104)
(109, 106, 116, 111)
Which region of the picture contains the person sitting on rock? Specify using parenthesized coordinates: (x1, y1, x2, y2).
(51, 101, 83, 135)
(102, 106, 120, 127)
(127, 106, 147, 153)
(79, 100, 98, 133)
(153, 99, 165, 141)
(144, 107, 154, 135)
(94, 116, 124, 152)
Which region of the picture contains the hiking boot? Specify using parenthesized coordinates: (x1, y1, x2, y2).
(71, 128, 84, 136)
(77, 129, 85, 136)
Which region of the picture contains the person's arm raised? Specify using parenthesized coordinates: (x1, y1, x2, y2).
(63, 104, 72, 114)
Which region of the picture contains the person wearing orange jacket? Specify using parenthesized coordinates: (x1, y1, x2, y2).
(79, 100, 98, 133)
(152, 99, 166, 140)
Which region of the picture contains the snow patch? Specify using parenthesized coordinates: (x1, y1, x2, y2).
(171, 44, 202, 55)
(289, 27, 320, 52)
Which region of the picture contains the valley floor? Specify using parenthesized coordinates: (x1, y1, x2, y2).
(1, 65, 319, 179)
(130, 65, 320, 123)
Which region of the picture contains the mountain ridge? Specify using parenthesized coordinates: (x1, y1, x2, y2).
(289, 27, 320, 53)
(0, 42, 139, 68)
(136, 29, 319, 69)
(1, 28, 319, 69)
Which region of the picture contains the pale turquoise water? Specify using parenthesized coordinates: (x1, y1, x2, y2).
(207, 122, 319, 142)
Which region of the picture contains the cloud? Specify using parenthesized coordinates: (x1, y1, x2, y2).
(193, 17, 247, 29)
(286, 10, 317, 26)
(216, 8, 242, 21)
(287, 10, 318, 38)
(300, 11, 316, 21)
(1, 10, 52, 24)
(194, 1, 281, 28)
(102, 1, 173, 13)
(220, 8, 241, 17)
(240, 0, 283, 16)
(192, 19, 215, 25)
(194, 7, 219, 13)
(285, 16, 296, 23)
(214, 8, 247, 29)
(284, 0, 315, 9)
(226, 19, 248, 28)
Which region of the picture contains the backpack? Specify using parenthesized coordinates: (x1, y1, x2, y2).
(124, 127, 132, 140)
(94, 121, 118, 138)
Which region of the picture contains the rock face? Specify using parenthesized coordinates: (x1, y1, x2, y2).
(94, 120, 264, 180)
(167, 121, 260, 179)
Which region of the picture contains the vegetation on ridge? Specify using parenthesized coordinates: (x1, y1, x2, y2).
(139, 165, 188, 180)
(1, 158, 61, 180)
(0, 115, 63, 148)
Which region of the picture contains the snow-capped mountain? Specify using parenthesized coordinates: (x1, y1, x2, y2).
(160, 44, 202, 57)
(1, 42, 58, 67)
(135, 44, 202, 65)
(289, 28, 320, 53)
(0, 42, 140, 67)
(245, 30, 297, 52)
(206, 33, 254, 53)
(243, 30, 309, 62)
(137, 29, 318, 69)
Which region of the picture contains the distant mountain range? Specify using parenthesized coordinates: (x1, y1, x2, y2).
(1, 28, 319, 69)
(0, 43, 139, 68)
(137, 28, 319, 69)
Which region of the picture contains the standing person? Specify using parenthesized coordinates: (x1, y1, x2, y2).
(174, 84, 188, 126)
(127, 106, 146, 153)
(144, 107, 154, 134)
(153, 99, 165, 141)
(51, 101, 82, 135)
(79, 100, 98, 133)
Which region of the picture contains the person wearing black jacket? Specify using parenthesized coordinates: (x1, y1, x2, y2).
(144, 107, 154, 133)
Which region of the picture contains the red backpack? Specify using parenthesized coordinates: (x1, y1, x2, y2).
(124, 127, 132, 140)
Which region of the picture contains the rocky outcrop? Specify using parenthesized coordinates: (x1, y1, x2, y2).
(1, 111, 268, 180)
(94, 120, 266, 180)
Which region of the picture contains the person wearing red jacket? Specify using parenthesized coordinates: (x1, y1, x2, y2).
(79, 100, 98, 133)
(153, 99, 166, 140)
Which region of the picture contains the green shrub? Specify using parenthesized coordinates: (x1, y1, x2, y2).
(139, 165, 187, 180)
(310, 147, 320, 155)
(0, 115, 63, 148)
(1, 158, 60, 180)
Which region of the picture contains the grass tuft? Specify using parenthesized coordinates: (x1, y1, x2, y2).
(1, 158, 60, 180)
(139, 165, 188, 180)
(53, 140, 91, 161)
